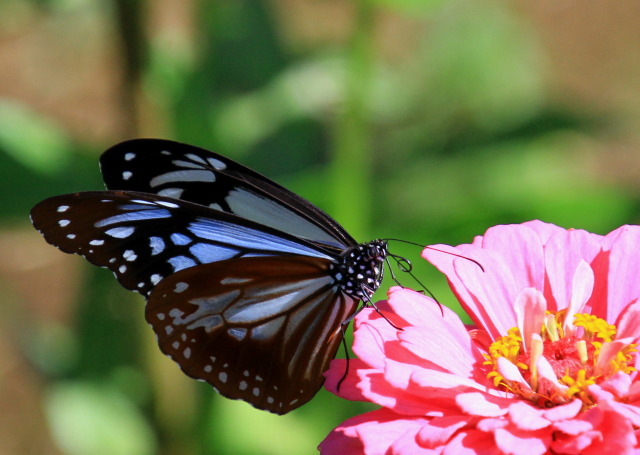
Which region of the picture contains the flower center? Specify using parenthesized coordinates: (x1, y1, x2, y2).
(483, 312, 637, 409)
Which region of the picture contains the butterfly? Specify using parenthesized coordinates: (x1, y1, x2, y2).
(30, 139, 388, 414)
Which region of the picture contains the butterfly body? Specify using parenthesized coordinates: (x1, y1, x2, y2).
(31, 139, 387, 414)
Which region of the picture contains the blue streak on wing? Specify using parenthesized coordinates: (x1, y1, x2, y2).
(95, 209, 172, 227)
(187, 218, 332, 259)
(189, 243, 239, 262)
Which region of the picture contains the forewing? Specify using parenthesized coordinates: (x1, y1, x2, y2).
(100, 139, 356, 249)
(30, 191, 332, 297)
(146, 255, 358, 414)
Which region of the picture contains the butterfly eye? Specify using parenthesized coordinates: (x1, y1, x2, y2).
(31, 139, 389, 413)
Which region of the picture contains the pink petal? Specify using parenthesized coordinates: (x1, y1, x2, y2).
(444, 429, 497, 455)
(399, 326, 479, 377)
(424, 245, 519, 339)
(478, 224, 546, 293)
(324, 358, 372, 400)
(497, 357, 531, 392)
(493, 426, 551, 455)
(514, 288, 546, 353)
(386, 288, 468, 342)
(417, 415, 473, 447)
(455, 392, 510, 417)
(603, 226, 640, 320)
(569, 407, 637, 455)
(563, 260, 595, 336)
(542, 228, 602, 312)
(615, 299, 640, 340)
(319, 409, 431, 455)
(451, 251, 520, 338)
(536, 355, 569, 394)
(507, 401, 551, 431)
(542, 398, 582, 421)
(552, 418, 594, 435)
(476, 417, 508, 432)
(599, 371, 632, 397)
(521, 220, 569, 243)
(590, 381, 640, 427)
(351, 306, 402, 370)
(595, 339, 635, 377)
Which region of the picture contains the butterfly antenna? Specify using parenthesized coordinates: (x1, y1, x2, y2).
(385, 238, 485, 272)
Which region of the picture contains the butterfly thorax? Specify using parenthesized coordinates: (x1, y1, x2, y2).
(329, 239, 387, 300)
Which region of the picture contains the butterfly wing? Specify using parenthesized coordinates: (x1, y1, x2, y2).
(100, 139, 356, 249)
(146, 255, 357, 414)
(30, 191, 334, 297)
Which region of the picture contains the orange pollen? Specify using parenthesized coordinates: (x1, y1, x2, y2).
(482, 312, 637, 409)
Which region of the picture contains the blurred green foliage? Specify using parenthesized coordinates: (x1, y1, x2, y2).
(2, 0, 638, 454)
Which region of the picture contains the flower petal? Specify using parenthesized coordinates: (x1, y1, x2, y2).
(514, 288, 546, 353)
(563, 260, 595, 335)
(494, 426, 551, 455)
(542, 227, 602, 312)
(455, 392, 509, 417)
(508, 401, 551, 431)
(602, 225, 640, 320)
(615, 299, 640, 341)
(444, 430, 497, 455)
(318, 409, 430, 455)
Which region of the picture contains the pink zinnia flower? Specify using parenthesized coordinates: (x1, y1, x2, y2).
(320, 221, 640, 455)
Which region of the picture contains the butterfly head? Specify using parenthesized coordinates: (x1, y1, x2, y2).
(330, 239, 388, 301)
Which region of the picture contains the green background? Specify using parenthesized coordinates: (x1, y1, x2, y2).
(1, 0, 640, 454)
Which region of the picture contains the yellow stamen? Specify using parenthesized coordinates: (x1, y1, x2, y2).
(483, 311, 636, 410)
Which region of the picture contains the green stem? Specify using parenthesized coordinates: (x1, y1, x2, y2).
(330, 0, 376, 241)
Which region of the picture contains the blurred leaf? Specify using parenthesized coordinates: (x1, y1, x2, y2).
(45, 382, 157, 455)
(415, 0, 545, 143)
(0, 99, 72, 174)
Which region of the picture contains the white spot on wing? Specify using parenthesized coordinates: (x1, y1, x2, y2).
(151, 274, 162, 285)
(218, 372, 227, 383)
(149, 237, 165, 255)
(185, 153, 207, 164)
(123, 171, 132, 180)
(228, 328, 247, 341)
(171, 233, 191, 245)
(57, 206, 69, 212)
(150, 170, 215, 187)
(174, 282, 189, 293)
(105, 227, 135, 238)
(90, 239, 104, 246)
(172, 159, 204, 169)
(156, 200, 179, 209)
(158, 188, 184, 199)
(207, 157, 227, 170)
(168, 256, 197, 271)
(123, 250, 137, 261)
(58, 219, 70, 227)
(124, 152, 136, 161)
